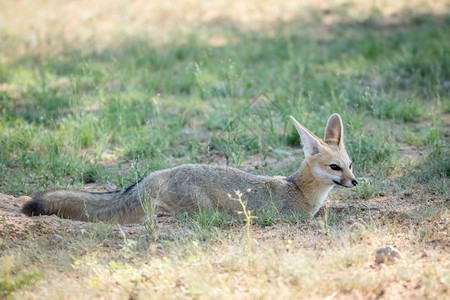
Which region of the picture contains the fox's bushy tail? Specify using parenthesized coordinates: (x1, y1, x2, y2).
(21, 188, 147, 224)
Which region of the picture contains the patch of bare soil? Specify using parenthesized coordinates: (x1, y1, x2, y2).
(1, 187, 445, 244)
(1, 187, 448, 299)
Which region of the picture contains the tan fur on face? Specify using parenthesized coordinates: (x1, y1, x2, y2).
(308, 144, 356, 188)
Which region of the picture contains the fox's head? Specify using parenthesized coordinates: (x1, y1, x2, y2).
(290, 114, 358, 188)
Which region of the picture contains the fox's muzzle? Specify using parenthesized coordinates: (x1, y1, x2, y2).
(333, 178, 358, 188)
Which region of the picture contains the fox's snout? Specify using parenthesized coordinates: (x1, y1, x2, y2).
(344, 178, 359, 188)
(332, 177, 358, 188)
(344, 170, 358, 188)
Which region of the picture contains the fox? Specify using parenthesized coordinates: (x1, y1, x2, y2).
(21, 113, 358, 224)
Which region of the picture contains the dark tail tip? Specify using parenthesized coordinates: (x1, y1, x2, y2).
(21, 197, 46, 216)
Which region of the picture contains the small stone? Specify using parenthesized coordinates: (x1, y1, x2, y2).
(375, 246, 402, 265)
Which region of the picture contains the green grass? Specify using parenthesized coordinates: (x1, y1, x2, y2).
(0, 1, 449, 298)
(1, 11, 449, 195)
(0, 256, 42, 298)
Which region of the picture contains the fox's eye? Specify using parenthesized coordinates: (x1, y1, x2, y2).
(329, 164, 341, 171)
(349, 163, 352, 169)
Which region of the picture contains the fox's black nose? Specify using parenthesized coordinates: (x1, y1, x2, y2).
(351, 179, 358, 186)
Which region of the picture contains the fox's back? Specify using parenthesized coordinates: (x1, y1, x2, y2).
(142, 164, 299, 213)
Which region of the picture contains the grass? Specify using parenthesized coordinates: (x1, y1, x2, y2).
(0, 257, 42, 298)
(0, 0, 449, 299)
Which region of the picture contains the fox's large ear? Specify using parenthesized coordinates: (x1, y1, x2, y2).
(324, 113, 344, 146)
(290, 116, 322, 156)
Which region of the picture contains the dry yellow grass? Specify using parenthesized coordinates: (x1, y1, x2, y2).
(1, 0, 447, 55)
(1, 190, 449, 299)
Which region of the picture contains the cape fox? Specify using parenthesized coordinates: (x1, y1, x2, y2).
(22, 113, 358, 224)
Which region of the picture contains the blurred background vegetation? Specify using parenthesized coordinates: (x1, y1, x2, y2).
(0, 0, 448, 199)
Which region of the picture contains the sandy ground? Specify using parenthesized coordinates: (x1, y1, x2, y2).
(1, 187, 446, 245)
